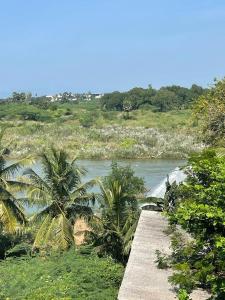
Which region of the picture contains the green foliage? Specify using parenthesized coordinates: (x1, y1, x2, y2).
(0, 232, 13, 259)
(164, 178, 181, 211)
(103, 162, 145, 196)
(0, 129, 30, 233)
(31, 97, 58, 110)
(79, 112, 98, 128)
(0, 228, 34, 259)
(22, 148, 96, 251)
(167, 149, 225, 299)
(178, 289, 192, 300)
(151, 88, 179, 112)
(155, 250, 170, 269)
(0, 102, 55, 122)
(101, 84, 205, 112)
(0, 101, 200, 160)
(5, 242, 32, 258)
(88, 163, 144, 264)
(0, 250, 124, 299)
(194, 78, 225, 146)
(101, 91, 125, 111)
(11, 92, 27, 103)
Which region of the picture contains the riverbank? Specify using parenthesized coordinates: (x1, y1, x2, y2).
(0, 102, 204, 159)
(2, 123, 203, 160)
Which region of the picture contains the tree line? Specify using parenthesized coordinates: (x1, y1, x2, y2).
(101, 84, 206, 112)
(1, 84, 207, 114)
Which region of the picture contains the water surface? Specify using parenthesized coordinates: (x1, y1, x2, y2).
(25, 159, 186, 212)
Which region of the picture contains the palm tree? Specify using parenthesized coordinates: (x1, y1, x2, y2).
(89, 180, 140, 264)
(0, 128, 29, 233)
(22, 148, 96, 251)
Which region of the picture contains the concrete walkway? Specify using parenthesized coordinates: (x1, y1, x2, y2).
(118, 210, 176, 300)
(118, 210, 210, 300)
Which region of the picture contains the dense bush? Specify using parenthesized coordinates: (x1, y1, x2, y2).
(79, 112, 98, 128)
(167, 149, 225, 299)
(0, 233, 13, 259)
(0, 250, 124, 299)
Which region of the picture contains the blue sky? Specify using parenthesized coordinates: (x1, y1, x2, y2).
(0, 0, 225, 97)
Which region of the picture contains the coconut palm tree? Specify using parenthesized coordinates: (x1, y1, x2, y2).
(89, 180, 140, 264)
(22, 148, 96, 251)
(0, 128, 29, 233)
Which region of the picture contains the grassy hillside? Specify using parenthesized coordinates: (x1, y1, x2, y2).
(0, 101, 203, 159)
(0, 250, 124, 300)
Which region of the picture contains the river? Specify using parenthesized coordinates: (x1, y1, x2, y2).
(31, 159, 185, 191)
(24, 159, 186, 213)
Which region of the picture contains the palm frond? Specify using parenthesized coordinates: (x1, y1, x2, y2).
(40, 152, 55, 183)
(0, 198, 26, 233)
(1, 157, 35, 178)
(216, 147, 225, 157)
(6, 179, 31, 193)
(33, 215, 54, 249)
(72, 178, 98, 196)
(30, 202, 59, 224)
(54, 214, 74, 250)
(98, 181, 113, 209)
(122, 218, 139, 255)
(23, 168, 50, 190)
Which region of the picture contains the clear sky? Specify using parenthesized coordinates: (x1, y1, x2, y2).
(0, 0, 225, 97)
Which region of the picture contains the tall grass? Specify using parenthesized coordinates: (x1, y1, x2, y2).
(0, 101, 203, 159)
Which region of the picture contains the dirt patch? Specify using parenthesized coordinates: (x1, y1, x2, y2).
(74, 218, 90, 246)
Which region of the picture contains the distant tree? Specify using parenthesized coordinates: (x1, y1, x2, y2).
(166, 85, 192, 109)
(61, 92, 73, 102)
(151, 88, 179, 112)
(100, 84, 205, 112)
(126, 87, 148, 109)
(12, 92, 27, 103)
(190, 84, 204, 98)
(100, 92, 125, 111)
(31, 96, 57, 110)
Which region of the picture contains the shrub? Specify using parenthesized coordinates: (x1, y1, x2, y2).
(0, 250, 124, 299)
(167, 149, 225, 299)
(5, 242, 32, 258)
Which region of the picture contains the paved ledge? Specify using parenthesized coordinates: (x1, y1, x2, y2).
(118, 210, 210, 300)
(118, 210, 175, 300)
